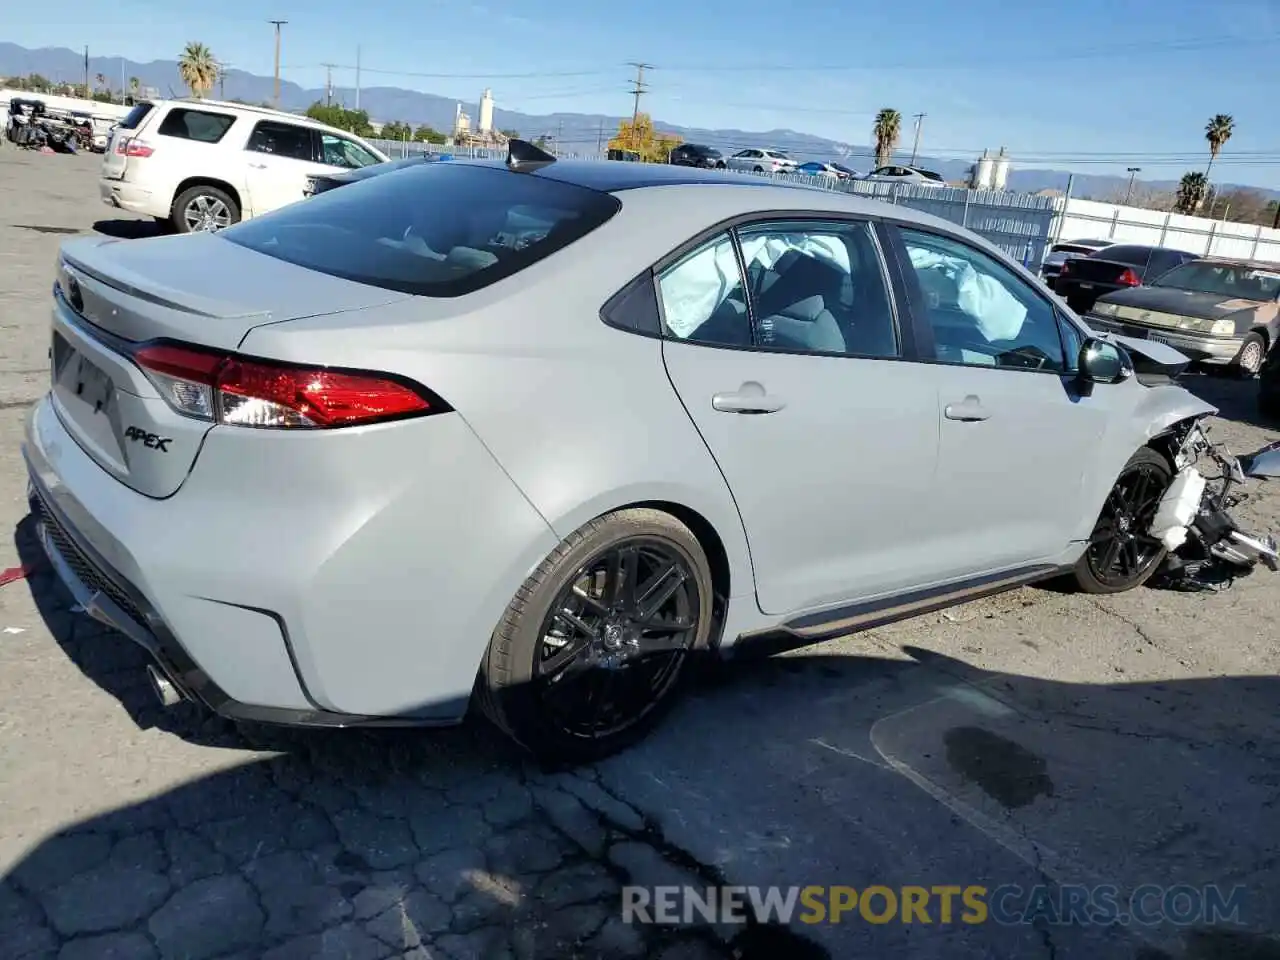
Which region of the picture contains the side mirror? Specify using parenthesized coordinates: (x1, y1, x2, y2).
(1077, 338, 1132, 394)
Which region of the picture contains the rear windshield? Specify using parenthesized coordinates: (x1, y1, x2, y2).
(220, 163, 622, 297)
(1095, 245, 1152, 266)
(1051, 243, 1098, 255)
(117, 102, 154, 130)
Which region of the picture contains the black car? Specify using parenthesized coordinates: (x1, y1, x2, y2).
(668, 143, 725, 169)
(303, 153, 452, 197)
(1055, 243, 1198, 313)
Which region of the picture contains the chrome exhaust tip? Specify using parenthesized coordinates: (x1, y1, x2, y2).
(146, 664, 185, 708)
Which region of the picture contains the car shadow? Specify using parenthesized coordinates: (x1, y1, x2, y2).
(92, 218, 165, 240)
(1180, 370, 1276, 433)
(9, 512, 1280, 958)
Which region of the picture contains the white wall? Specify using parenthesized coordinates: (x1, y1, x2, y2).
(1051, 196, 1280, 263)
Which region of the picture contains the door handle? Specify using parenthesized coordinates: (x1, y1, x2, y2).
(944, 395, 990, 421)
(712, 382, 785, 414)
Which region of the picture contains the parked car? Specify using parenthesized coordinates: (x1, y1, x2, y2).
(30, 144, 1216, 762)
(669, 143, 724, 169)
(98, 97, 388, 233)
(1055, 243, 1198, 313)
(860, 165, 947, 186)
(1039, 238, 1115, 290)
(1085, 257, 1280, 376)
(795, 161, 850, 180)
(724, 148, 797, 174)
(830, 162, 859, 178)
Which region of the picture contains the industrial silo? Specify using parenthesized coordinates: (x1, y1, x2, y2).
(992, 147, 1011, 191)
(971, 150, 995, 190)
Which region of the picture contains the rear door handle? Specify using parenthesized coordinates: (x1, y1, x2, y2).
(944, 395, 990, 421)
(712, 382, 785, 414)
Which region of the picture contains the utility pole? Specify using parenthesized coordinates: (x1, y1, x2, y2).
(322, 63, 336, 107)
(217, 61, 231, 100)
(596, 118, 604, 154)
(909, 112, 925, 166)
(83, 46, 89, 98)
(556, 119, 563, 156)
(626, 62, 653, 151)
(1123, 167, 1141, 206)
(269, 20, 288, 107)
(355, 45, 362, 111)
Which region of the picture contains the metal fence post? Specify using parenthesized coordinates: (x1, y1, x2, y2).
(1158, 212, 1170, 246)
(1109, 207, 1120, 240)
(1251, 225, 1263, 261)
(961, 192, 971, 228)
(1205, 220, 1217, 256)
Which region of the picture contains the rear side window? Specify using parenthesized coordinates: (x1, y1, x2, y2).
(246, 120, 316, 162)
(220, 163, 622, 297)
(1096, 245, 1152, 266)
(156, 108, 236, 144)
(117, 102, 153, 130)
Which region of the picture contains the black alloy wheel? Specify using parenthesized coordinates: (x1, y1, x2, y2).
(478, 508, 715, 763)
(534, 539, 700, 740)
(1076, 448, 1173, 594)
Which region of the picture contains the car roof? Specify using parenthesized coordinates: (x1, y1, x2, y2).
(1196, 256, 1280, 270)
(151, 97, 344, 133)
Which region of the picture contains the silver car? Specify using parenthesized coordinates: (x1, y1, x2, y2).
(724, 148, 798, 175)
(24, 144, 1214, 762)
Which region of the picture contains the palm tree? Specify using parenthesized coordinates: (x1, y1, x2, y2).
(94, 73, 106, 94)
(1175, 171, 1208, 215)
(1204, 114, 1234, 181)
(128, 76, 140, 98)
(178, 42, 218, 98)
(873, 109, 902, 168)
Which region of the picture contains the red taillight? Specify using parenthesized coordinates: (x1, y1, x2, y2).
(132, 343, 445, 429)
(1117, 268, 1140, 286)
(124, 140, 154, 158)
(113, 137, 128, 155)
(1060, 260, 1072, 275)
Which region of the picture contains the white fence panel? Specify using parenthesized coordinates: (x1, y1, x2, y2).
(1051, 197, 1280, 263)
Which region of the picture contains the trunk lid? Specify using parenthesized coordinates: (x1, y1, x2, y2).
(51, 234, 409, 499)
(1067, 257, 1141, 283)
(101, 101, 155, 180)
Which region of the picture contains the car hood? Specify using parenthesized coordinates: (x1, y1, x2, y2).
(1098, 285, 1269, 322)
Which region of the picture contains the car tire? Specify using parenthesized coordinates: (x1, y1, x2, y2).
(477, 508, 716, 765)
(171, 185, 240, 234)
(1073, 447, 1174, 595)
(753, 165, 764, 173)
(1230, 332, 1266, 379)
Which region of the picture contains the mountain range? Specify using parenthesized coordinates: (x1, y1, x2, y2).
(3, 41, 1273, 200)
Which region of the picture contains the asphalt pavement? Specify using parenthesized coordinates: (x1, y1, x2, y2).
(1, 147, 1279, 960)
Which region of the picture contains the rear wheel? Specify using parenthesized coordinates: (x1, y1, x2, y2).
(477, 508, 714, 764)
(1074, 447, 1173, 594)
(172, 185, 239, 234)
(753, 165, 764, 173)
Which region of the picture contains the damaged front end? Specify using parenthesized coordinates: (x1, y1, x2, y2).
(1147, 421, 1280, 591)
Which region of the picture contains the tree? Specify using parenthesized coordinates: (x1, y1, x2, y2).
(873, 108, 902, 168)
(178, 42, 218, 98)
(414, 124, 447, 144)
(94, 73, 106, 95)
(606, 112, 682, 163)
(129, 76, 140, 98)
(1175, 171, 1208, 215)
(381, 121, 412, 140)
(1204, 114, 1234, 182)
(500, 128, 520, 140)
(304, 102, 374, 138)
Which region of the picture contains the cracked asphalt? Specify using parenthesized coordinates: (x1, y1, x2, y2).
(2, 148, 1280, 960)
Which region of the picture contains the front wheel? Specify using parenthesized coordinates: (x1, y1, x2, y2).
(1073, 447, 1173, 594)
(477, 508, 715, 764)
(1231, 332, 1266, 379)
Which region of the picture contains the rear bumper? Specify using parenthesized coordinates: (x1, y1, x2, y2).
(22, 392, 560, 726)
(1085, 315, 1243, 364)
(99, 177, 164, 218)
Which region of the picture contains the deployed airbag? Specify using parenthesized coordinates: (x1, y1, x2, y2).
(908, 247, 1027, 341)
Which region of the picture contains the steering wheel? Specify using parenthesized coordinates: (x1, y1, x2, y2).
(1001, 345, 1051, 370)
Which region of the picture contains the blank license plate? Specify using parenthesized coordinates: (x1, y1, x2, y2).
(71, 356, 112, 413)
(1078, 282, 1094, 289)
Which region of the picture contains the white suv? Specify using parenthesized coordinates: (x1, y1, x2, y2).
(99, 98, 389, 233)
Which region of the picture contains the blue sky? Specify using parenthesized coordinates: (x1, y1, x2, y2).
(10, 0, 1280, 187)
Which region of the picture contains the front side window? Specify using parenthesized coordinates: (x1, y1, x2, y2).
(221, 162, 621, 297)
(736, 220, 899, 358)
(156, 108, 236, 144)
(320, 133, 381, 169)
(657, 234, 751, 348)
(246, 120, 315, 162)
(900, 228, 1067, 372)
